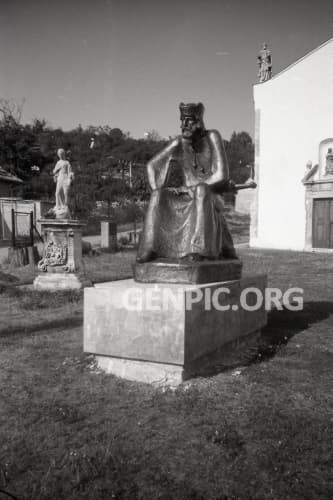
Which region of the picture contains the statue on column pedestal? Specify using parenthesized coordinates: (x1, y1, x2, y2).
(34, 149, 90, 289)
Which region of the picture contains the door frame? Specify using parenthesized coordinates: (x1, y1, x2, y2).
(304, 179, 333, 250)
(312, 198, 333, 249)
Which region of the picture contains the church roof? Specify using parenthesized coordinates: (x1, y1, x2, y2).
(257, 37, 333, 84)
(0, 167, 23, 184)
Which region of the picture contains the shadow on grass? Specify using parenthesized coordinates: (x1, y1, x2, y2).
(0, 316, 83, 340)
(187, 301, 333, 379)
(0, 271, 19, 290)
(257, 300, 333, 361)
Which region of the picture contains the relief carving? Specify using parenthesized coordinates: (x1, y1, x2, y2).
(38, 238, 68, 271)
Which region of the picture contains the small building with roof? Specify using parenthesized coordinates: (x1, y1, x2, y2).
(250, 38, 333, 251)
(0, 167, 52, 244)
(0, 166, 23, 197)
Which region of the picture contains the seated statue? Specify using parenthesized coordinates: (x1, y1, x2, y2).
(136, 102, 237, 263)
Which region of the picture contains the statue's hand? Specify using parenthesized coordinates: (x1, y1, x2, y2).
(245, 179, 257, 189)
(228, 179, 236, 191)
(212, 178, 235, 192)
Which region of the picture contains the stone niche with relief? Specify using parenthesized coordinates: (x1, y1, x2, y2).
(34, 219, 92, 290)
(303, 138, 333, 250)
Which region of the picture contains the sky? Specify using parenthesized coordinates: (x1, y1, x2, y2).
(1, 0, 333, 140)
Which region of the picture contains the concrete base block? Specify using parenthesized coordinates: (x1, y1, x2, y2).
(34, 273, 92, 290)
(96, 356, 184, 387)
(84, 275, 267, 385)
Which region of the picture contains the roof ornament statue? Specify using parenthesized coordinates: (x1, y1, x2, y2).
(257, 42, 272, 83)
(325, 148, 333, 176)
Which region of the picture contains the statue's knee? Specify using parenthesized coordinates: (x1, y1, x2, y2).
(151, 189, 160, 198)
(149, 189, 161, 205)
(195, 183, 208, 199)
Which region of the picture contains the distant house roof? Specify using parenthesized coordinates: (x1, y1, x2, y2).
(0, 167, 23, 184)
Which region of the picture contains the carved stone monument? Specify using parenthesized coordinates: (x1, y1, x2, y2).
(84, 103, 266, 386)
(34, 150, 91, 290)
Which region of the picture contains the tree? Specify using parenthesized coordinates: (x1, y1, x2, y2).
(144, 129, 162, 142)
(225, 131, 254, 184)
(0, 98, 25, 125)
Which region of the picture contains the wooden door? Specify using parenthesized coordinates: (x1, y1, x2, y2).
(312, 198, 333, 248)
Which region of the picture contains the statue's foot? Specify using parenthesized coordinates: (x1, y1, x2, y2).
(136, 251, 157, 263)
(180, 253, 204, 263)
(44, 208, 56, 219)
(55, 206, 71, 219)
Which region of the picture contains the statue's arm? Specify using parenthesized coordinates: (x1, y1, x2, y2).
(53, 161, 61, 176)
(205, 130, 229, 187)
(147, 138, 180, 190)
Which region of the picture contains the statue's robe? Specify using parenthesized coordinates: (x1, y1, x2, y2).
(137, 132, 236, 260)
(258, 49, 272, 82)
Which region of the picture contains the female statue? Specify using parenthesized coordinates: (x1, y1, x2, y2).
(52, 148, 74, 218)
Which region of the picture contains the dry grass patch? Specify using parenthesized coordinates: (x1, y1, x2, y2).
(0, 287, 83, 336)
(0, 319, 332, 499)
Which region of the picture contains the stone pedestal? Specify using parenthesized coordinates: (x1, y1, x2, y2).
(84, 275, 267, 386)
(33, 219, 92, 290)
(101, 220, 117, 252)
(134, 259, 242, 284)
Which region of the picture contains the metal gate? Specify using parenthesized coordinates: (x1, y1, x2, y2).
(11, 209, 34, 247)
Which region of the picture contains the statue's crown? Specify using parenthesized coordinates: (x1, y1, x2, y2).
(179, 102, 204, 120)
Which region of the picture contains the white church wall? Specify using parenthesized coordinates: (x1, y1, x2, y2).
(250, 39, 333, 250)
(235, 188, 255, 214)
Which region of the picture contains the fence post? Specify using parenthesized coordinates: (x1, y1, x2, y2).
(11, 208, 16, 248)
(29, 211, 34, 247)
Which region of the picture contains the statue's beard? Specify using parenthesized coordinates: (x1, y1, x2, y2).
(181, 126, 204, 141)
(182, 128, 193, 138)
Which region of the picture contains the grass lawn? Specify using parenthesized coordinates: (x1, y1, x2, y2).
(0, 249, 333, 499)
(0, 250, 137, 288)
